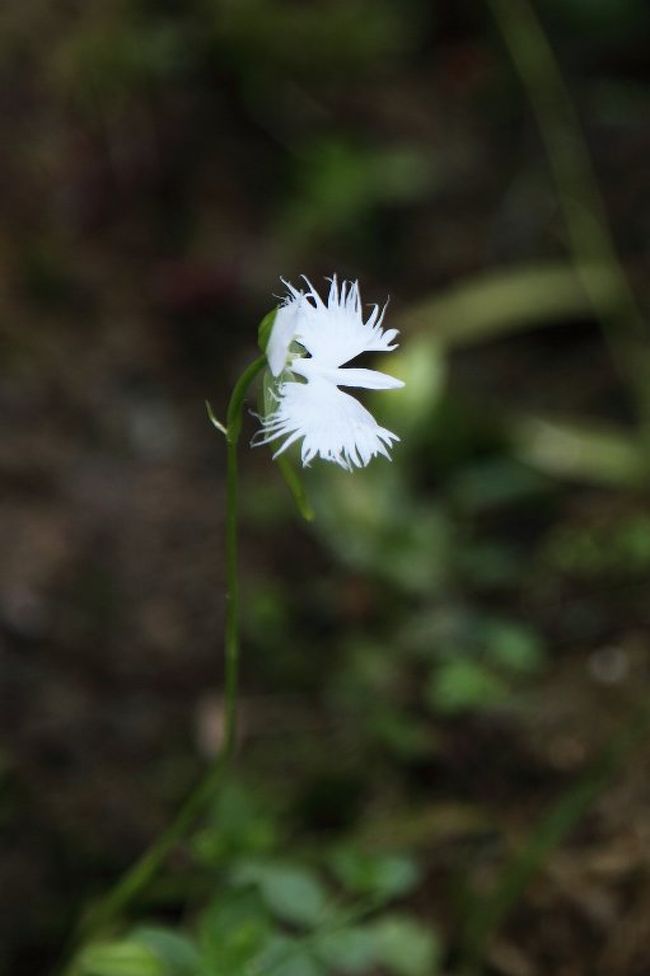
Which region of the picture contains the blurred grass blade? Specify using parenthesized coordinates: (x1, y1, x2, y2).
(460, 705, 650, 974)
(510, 415, 645, 486)
(488, 0, 650, 426)
(355, 803, 490, 851)
(398, 262, 618, 347)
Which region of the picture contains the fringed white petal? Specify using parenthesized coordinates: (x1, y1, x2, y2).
(255, 376, 399, 471)
(290, 274, 399, 367)
(259, 275, 404, 469)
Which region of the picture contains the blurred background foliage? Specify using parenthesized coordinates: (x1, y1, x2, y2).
(1, 0, 650, 974)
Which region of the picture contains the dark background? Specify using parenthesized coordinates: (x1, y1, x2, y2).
(1, 1, 650, 974)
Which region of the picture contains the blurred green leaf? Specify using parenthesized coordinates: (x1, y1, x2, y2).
(370, 334, 446, 439)
(330, 849, 421, 900)
(427, 660, 507, 714)
(483, 619, 545, 673)
(76, 942, 164, 976)
(130, 930, 200, 976)
(311, 467, 450, 594)
(399, 262, 618, 348)
(371, 916, 440, 976)
(199, 888, 272, 975)
(316, 927, 378, 974)
(233, 862, 329, 928)
(511, 415, 645, 485)
(256, 935, 325, 976)
(193, 781, 278, 865)
(285, 139, 430, 242)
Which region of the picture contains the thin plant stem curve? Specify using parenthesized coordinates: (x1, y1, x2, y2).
(54, 353, 266, 976)
(223, 354, 267, 759)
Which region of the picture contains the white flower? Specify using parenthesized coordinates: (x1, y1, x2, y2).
(255, 276, 404, 470)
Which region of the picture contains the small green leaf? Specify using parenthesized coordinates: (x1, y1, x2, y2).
(193, 780, 277, 865)
(234, 862, 329, 928)
(131, 929, 200, 976)
(258, 307, 278, 354)
(427, 660, 507, 714)
(256, 935, 324, 976)
(258, 865, 328, 928)
(199, 889, 272, 974)
(330, 849, 420, 900)
(76, 942, 164, 976)
(484, 620, 545, 673)
(371, 916, 440, 976)
(316, 927, 378, 973)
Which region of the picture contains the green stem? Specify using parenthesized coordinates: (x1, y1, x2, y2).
(487, 0, 650, 441)
(67, 760, 227, 958)
(55, 354, 266, 976)
(223, 355, 267, 758)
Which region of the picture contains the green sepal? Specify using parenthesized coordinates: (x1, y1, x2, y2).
(261, 368, 277, 419)
(257, 307, 278, 354)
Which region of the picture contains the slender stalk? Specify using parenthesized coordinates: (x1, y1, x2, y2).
(223, 355, 267, 758)
(55, 354, 266, 976)
(65, 760, 227, 958)
(487, 0, 650, 438)
(223, 434, 240, 760)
